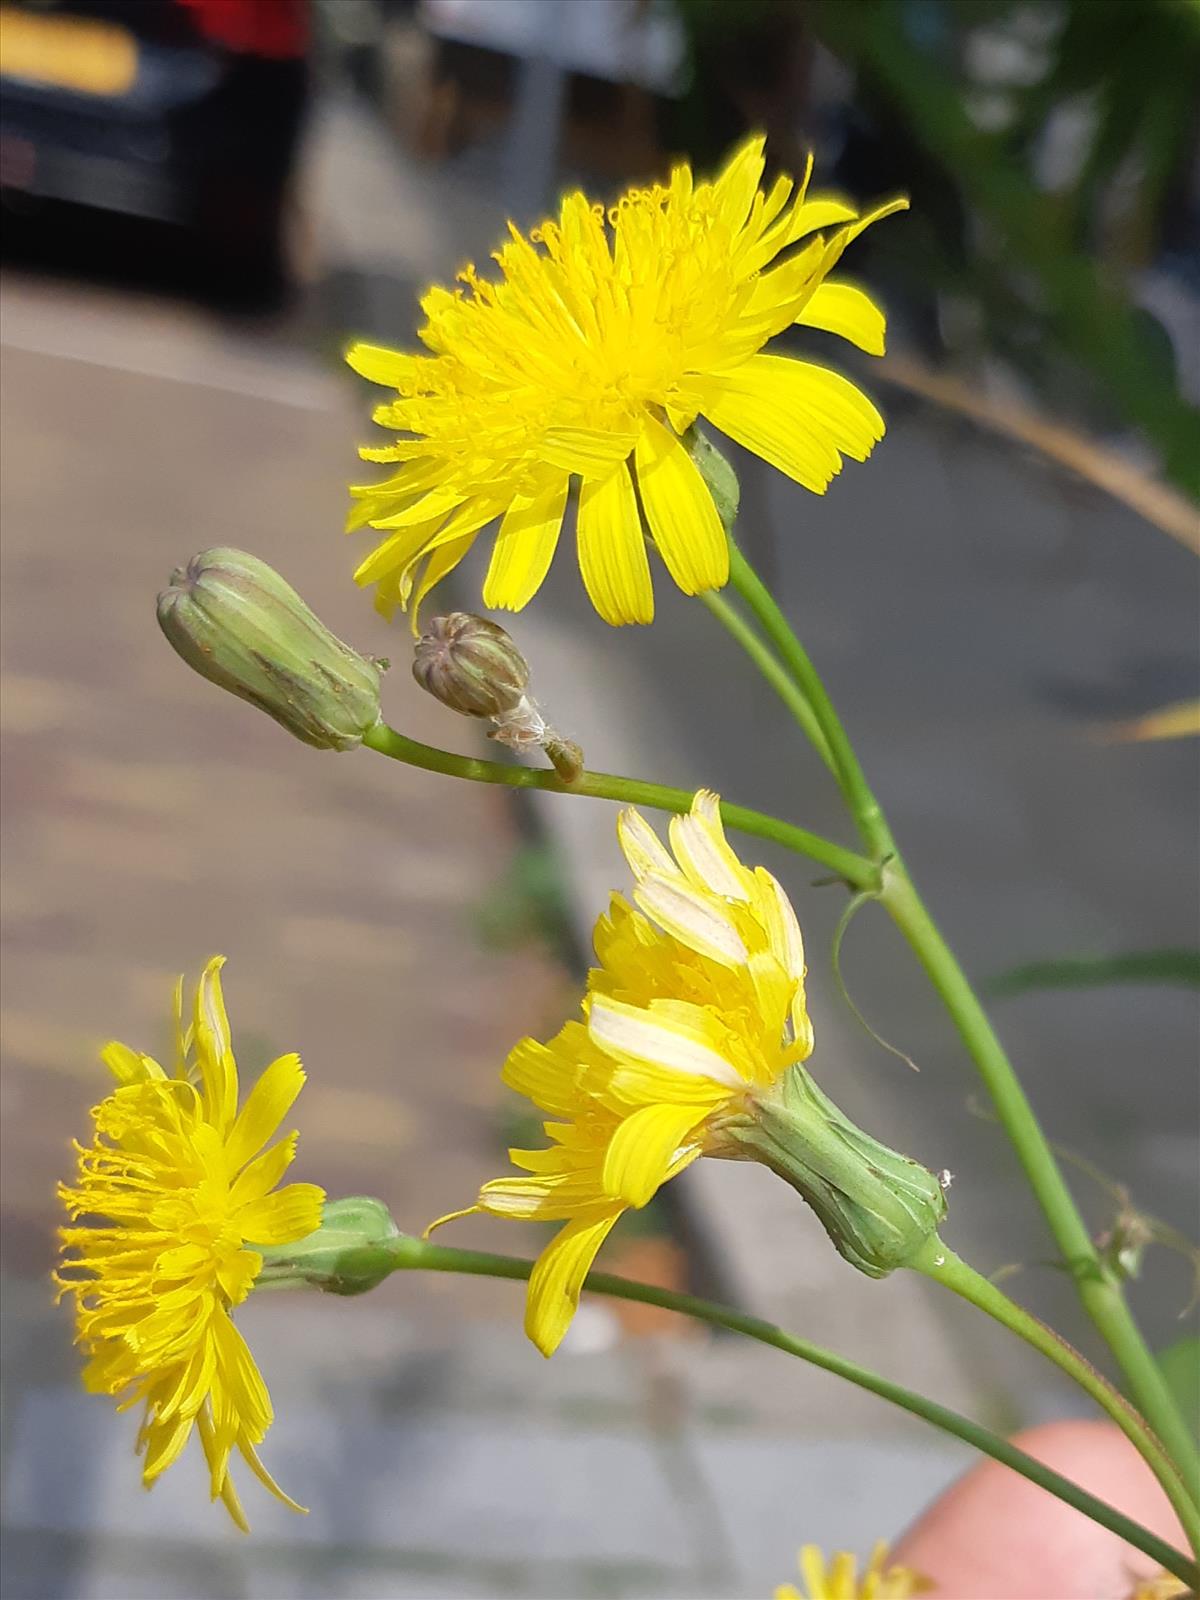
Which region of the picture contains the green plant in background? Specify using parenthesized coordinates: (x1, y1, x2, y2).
(674, 0, 1200, 495)
(58, 135, 1200, 1590)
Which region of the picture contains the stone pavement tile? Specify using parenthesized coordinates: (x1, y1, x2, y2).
(690, 1434, 970, 1597)
(0, 315, 568, 1317)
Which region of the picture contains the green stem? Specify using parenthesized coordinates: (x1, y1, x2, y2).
(309, 1234, 1198, 1585)
(719, 539, 1200, 1496)
(889, 869, 1200, 1500)
(697, 589, 838, 775)
(725, 539, 895, 858)
(361, 721, 876, 890)
(913, 1236, 1200, 1559)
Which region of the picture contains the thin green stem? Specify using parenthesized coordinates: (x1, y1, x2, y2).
(725, 539, 895, 858)
(304, 1234, 1197, 1585)
(361, 721, 877, 890)
(889, 870, 1200, 1499)
(913, 1236, 1200, 1559)
(717, 539, 1200, 1495)
(697, 589, 838, 775)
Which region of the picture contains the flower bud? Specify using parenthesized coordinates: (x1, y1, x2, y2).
(255, 1195, 401, 1296)
(158, 549, 384, 750)
(715, 1065, 947, 1278)
(412, 613, 530, 720)
(685, 425, 740, 533)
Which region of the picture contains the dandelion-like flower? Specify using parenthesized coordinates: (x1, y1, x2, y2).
(435, 791, 946, 1354)
(776, 1543, 926, 1599)
(432, 790, 817, 1355)
(56, 958, 325, 1530)
(346, 137, 905, 628)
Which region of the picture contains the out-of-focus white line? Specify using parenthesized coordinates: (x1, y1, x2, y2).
(0, 320, 342, 412)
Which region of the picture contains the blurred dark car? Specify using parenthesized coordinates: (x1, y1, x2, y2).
(0, 0, 309, 291)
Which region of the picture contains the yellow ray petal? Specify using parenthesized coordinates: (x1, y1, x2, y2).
(410, 533, 478, 630)
(714, 133, 766, 234)
(238, 1182, 325, 1246)
(502, 1034, 588, 1119)
(796, 280, 887, 356)
(483, 474, 570, 610)
(225, 1054, 305, 1173)
(228, 1132, 298, 1210)
(634, 415, 729, 596)
(525, 1205, 624, 1356)
(194, 957, 238, 1132)
(667, 789, 752, 901)
(601, 1102, 706, 1207)
(632, 872, 748, 967)
(345, 342, 420, 389)
(702, 355, 884, 493)
(617, 807, 677, 880)
(101, 1040, 165, 1085)
(576, 463, 654, 625)
(588, 993, 745, 1090)
(541, 427, 637, 478)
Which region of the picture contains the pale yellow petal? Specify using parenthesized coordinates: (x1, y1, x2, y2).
(634, 415, 729, 595)
(796, 280, 887, 356)
(194, 957, 238, 1132)
(482, 475, 569, 610)
(633, 872, 748, 966)
(525, 1206, 623, 1356)
(576, 464, 654, 626)
(668, 790, 752, 901)
(101, 1040, 165, 1085)
(601, 1102, 706, 1207)
(478, 1172, 605, 1221)
(588, 994, 744, 1090)
(617, 807, 677, 881)
(800, 1547, 830, 1596)
(753, 869, 813, 1056)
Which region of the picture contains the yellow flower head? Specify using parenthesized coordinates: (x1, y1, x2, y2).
(777, 1542, 927, 1600)
(432, 790, 814, 1355)
(1127, 1575, 1190, 1600)
(56, 958, 325, 1530)
(346, 136, 905, 628)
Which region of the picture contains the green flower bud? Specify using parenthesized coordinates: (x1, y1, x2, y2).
(685, 425, 740, 533)
(157, 549, 384, 751)
(412, 612, 531, 720)
(715, 1064, 947, 1278)
(255, 1195, 401, 1296)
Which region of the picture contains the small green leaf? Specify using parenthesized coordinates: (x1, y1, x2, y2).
(987, 949, 1200, 997)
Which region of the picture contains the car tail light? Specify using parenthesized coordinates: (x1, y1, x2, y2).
(176, 0, 309, 60)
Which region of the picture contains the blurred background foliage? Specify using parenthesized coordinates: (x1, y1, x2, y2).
(672, 0, 1200, 495)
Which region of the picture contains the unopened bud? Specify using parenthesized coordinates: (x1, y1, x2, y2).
(255, 1195, 400, 1296)
(414, 614, 585, 784)
(686, 425, 740, 532)
(713, 1064, 947, 1278)
(412, 613, 529, 719)
(158, 549, 384, 750)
